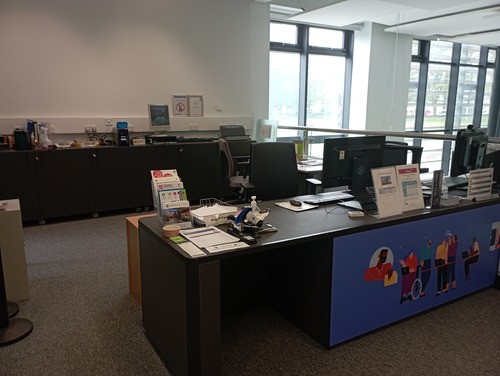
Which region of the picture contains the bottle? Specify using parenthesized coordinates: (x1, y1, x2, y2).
(250, 196, 258, 211)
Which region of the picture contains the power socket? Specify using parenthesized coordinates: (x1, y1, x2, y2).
(105, 119, 113, 127)
(85, 126, 97, 133)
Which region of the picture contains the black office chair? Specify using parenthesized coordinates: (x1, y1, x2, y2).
(219, 138, 249, 201)
(383, 141, 426, 172)
(241, 142, 299, 201)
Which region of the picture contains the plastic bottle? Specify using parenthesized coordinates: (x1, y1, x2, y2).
(250, 196, 258, 211)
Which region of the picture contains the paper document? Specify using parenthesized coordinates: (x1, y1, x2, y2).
(395, 164, 424, 211)
(275, 201, 318, 212)
(371, 166, 404, 218)
(467, 168, 494, 201)
(180, 226, 240, 249)
(178, 242, 206, 258)
(205, 242, 250, 253)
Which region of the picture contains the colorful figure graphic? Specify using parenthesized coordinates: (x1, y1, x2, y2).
(364, 248, 394, 283)
(447, 233, 458, 290)
(399, 251, 422, 303)
(464, 236, 480, 280)
(435, 238, 448, 296)
(419, 239, 433, 297)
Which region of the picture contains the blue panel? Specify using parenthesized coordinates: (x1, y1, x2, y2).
(330, 204, 500, 346)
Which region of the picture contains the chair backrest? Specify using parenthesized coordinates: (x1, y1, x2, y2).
(249, 142, 299, 200)
(384, 142, 423, 167)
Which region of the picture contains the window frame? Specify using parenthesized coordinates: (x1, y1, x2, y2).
(270, 21, 354, 143)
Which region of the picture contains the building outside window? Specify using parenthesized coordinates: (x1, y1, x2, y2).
(269, 22, 353, 157)
(406, 40, 496, 174)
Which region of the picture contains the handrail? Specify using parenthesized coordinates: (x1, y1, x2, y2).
(277, 125, 500, 143)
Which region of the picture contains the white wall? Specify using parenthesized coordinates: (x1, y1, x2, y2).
(350, 22, 412, 133)
(0, 0, 270, 135)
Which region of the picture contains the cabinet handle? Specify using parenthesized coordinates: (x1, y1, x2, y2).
(92, 153, 97, 158)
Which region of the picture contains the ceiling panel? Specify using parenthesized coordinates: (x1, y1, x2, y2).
(381, 0, 479, 12)
(384, 7, 500, 38)
(289, 0, 413, 27)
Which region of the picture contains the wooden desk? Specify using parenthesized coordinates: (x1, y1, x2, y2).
(125, 213, 157, 304)
(0, 199, 29, 301)
(139, 197, 500, 376)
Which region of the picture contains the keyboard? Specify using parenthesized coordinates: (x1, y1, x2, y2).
(303, 191, 355, 205)
(177, 137, 215, 143)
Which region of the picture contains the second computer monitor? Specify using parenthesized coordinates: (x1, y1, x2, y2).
(322, 135, 386, 191)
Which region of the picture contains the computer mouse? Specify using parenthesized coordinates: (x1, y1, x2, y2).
(289, 199, 302, 207)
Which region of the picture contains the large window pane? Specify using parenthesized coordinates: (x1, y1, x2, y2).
(306, 54, 345, 129)
(309, 28, 343, 49)
(269, 51, 300, 137)
(406, 62, 419, 131)
(423, 64, 450, 131)
(460, 44, 480, 65)
(429, 41, 453, 63)
(454, 66, 478, 129)
(481, 67, 494, 126)
(270, 23, 297, 44)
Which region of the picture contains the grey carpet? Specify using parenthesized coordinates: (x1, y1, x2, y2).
(1, 212, 500, 375)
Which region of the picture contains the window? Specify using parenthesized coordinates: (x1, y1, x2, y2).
(269, 22, 353, 153)
(405, 40, 495, 174)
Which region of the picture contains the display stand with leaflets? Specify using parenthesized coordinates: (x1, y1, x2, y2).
(150, 170, 192, 229)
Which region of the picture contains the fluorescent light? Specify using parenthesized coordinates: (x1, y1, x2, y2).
(270, 4, 304, 16)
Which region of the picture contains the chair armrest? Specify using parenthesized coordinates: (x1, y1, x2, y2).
(241, 181, 255, 190)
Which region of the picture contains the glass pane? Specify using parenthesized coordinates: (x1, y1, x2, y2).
(269, 51, 300, 137)
(423, 64, 450, 131)
(420, 138, 449, 173)
(481, 67, 494, 126)
(460, 44, 480, 65)
(454, 66, 477, 129)
(306, 54, 345, 130)
(488, 49, 496, 64)
(411, 40, 419, 56)
(309, 28, 343, 49)
(429, 40, 453, 63)
(406, 62, 419, 131)
(270, 23, 297, 44)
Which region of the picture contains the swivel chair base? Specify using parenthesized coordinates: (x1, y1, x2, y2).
(0, 318, 33, 347)
(8, 302, 19, 318)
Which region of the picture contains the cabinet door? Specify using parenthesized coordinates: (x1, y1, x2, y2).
(0, 151, 40, 221)
(140, 145, 180, 207)
(177, 142, 224, 201)
(35, 148, 94, 219)
(92, 147, 142, 212)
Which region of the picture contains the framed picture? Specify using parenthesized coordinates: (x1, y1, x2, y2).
(172, 95, 188, 117)
(188, 95, 203, 117)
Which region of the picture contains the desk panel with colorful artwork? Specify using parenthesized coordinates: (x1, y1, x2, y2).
(330, 204, 500, 346)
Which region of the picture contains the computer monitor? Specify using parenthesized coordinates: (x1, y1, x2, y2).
(148, 104, 170, 134)
(450, 125, 488, 177)
(322, 135, 386, 192)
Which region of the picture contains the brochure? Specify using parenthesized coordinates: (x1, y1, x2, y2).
(467, 168, 495, 201)
(395, 164, 424, 211)
(371, 166, 404, 218)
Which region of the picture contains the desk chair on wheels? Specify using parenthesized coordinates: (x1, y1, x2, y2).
(219, 138, 250, 202)
(241, 142, 299, 201)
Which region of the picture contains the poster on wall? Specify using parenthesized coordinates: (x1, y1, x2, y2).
(172, 95, 188, 117)
(188, 95, 203, 117)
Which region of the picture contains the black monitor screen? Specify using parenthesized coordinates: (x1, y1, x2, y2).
(450, 126, 488, 177)
(322, 136, 386, 192)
